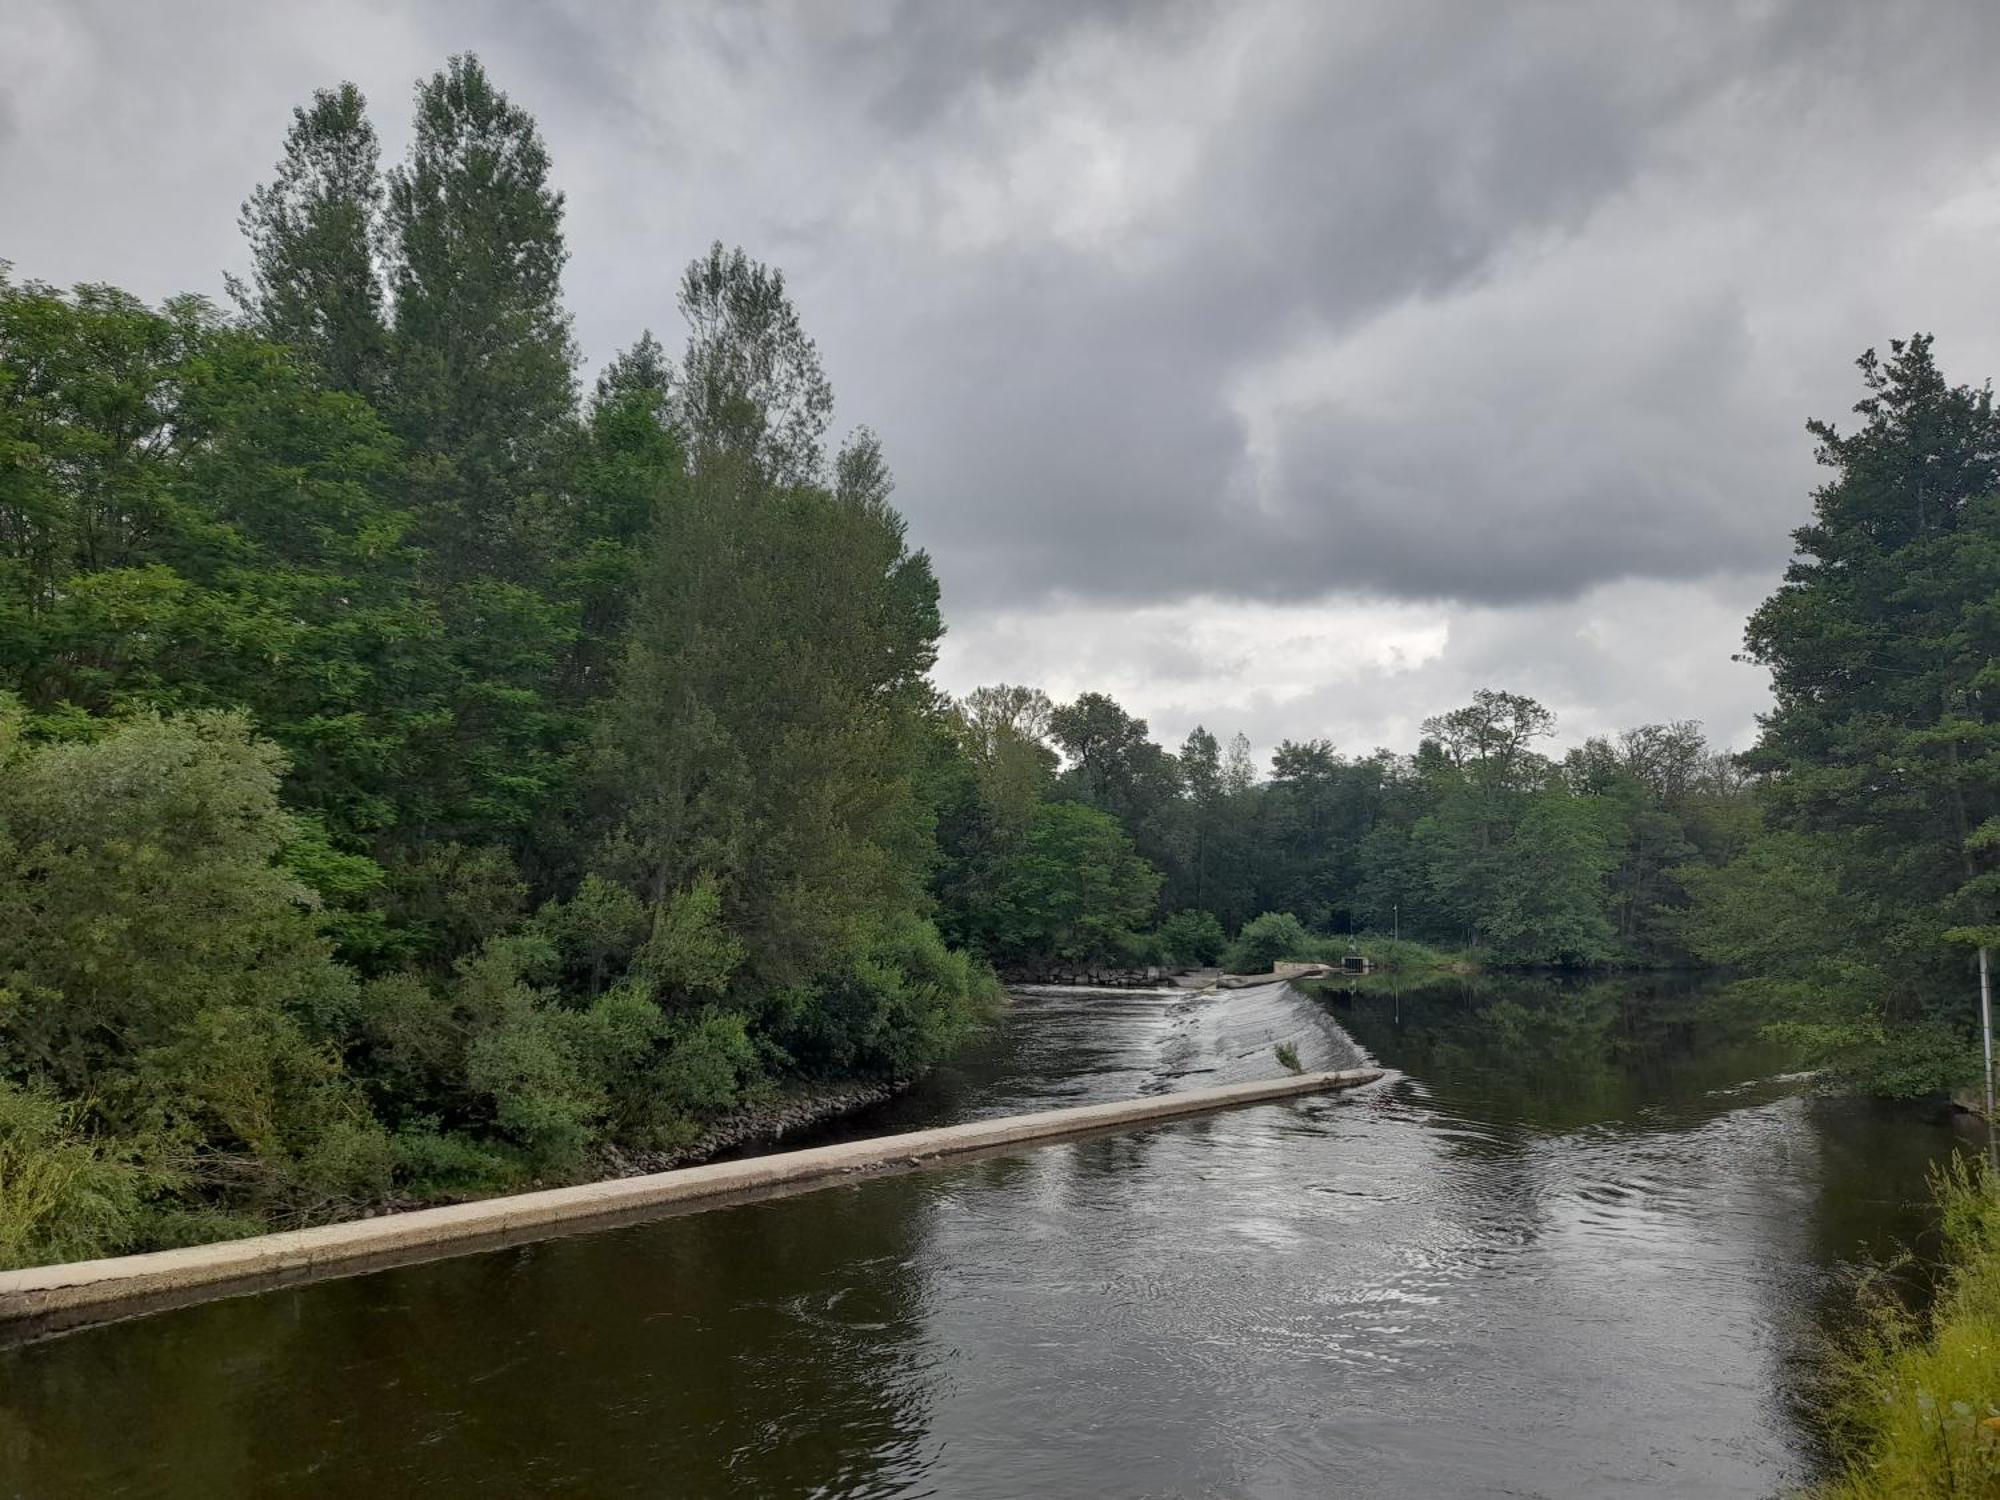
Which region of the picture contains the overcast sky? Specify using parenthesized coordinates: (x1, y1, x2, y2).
(7, 1, 1999, 764)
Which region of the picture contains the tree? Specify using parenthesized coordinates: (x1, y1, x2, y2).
(988, 801, 1162, 966)
(233, 83, 388, 394)
(956, 684, 1058, 847)
(1178, 725, 1223, 906)
(558, 332, 682, 708)
(0, 276, 450, 882)
(0, 707, 390, 1217)
(1049, 691, 1181, 868)
(675, 241, 832, 486)
(1710, 335, 2000, 1093)
(0, 55, 1020, 1265)
(1422, 688, 1556, 788)
(1479, 790, 1621, 965)
(384, 53, 576, 582)
(591, 243, 960, 1026)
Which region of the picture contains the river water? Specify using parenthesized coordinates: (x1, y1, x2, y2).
(0, 976, 1980, 1498)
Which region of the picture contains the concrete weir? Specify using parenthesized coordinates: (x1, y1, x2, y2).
(0, 1067, 1383, 1336)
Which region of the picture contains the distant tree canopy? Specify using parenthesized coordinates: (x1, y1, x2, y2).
(931, 668, 1753, 974)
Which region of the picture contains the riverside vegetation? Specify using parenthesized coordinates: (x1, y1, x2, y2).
(0, 51, 1995, 1488)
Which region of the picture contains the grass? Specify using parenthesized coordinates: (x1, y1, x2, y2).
(1273, 1042, 1303, 1074)
(1812, 1153, 2000, 1498)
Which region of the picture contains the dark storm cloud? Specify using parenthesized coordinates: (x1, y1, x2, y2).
(711, 0, 2000, 610)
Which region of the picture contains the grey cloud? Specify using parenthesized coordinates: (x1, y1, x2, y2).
(7, 0, 2000, 747)
(793, 0, 2000, 611)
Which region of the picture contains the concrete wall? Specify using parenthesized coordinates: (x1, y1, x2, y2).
(0, 1067, 1383, 1336)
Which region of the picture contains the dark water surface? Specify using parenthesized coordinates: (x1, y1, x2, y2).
(0, 976, 1979, 1498)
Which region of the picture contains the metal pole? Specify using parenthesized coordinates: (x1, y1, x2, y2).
(1981, 945, 1995, 1124)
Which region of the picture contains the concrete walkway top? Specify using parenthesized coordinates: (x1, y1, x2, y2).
(0, 1067, 1384, 1337)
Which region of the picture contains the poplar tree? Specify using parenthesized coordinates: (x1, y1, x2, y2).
(234, 83, 388, 394)
(384, 53, 576, 581)
(676, 242, 832, 486)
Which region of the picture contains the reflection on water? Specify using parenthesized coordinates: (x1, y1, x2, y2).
(0, 976, 1972, 1498)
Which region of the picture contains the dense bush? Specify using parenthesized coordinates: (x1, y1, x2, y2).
(1222, 912, 1314, 974)
(1157, 909, 1226, 967)
(0, 1082, 162, 1270)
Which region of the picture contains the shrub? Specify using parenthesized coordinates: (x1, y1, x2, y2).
(1158, 909, 1226, 966)
(1222, 912, 1314, 974)
(465, 1007, 602, 1175)
(779, 916, 1002, 1078)
(0, 708, 360, 1104)
(0, 1081, 159, 1270)
(389, 1122, 524, 1199)
(533, 874, 648, 997)
(653, 1008, 758, 1120)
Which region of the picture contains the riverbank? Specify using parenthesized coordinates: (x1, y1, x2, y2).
(0, 1072, 918, 1275)
(594, 1078, 907, 1177)
(1813, 1157, 2000, 1496)
(0, 1068, 1384, 1334)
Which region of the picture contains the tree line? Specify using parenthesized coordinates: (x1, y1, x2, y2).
(929, 683, 1753, 973)
(0, 55, 1993, 1268)
(934, 333, 1998, 1103)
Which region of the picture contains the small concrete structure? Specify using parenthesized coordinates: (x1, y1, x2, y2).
(0, 1068, 1384, 1336)
(1215, 963, 1336, 989)
(1273, 960, 1335, 980)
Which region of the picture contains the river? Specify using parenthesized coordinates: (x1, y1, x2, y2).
(0, 975, 1980, 1498)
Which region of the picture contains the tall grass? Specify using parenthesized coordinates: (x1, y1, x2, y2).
(1813, 1153, 2000, 1498)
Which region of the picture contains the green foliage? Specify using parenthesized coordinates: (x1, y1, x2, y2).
(234, 82, 388, 393)
(676, 241, 832, 485)
(465, 1005, 601, 1173)
(636, 876, 745, 1000)
(0, 708, 354, 1097)
(384, 53, 575, 584)
(929, 674, 1753, 976)
(983, 801, 1163, 966)
(0, 711, 398, 1228)
(775, 916, 1001, 1079)
(1814, 1157, 2000, 1498)
(0, 1081, 161, 1270)
(0, 273, 448, 858)
(1158, 909, 1227, 966)
(0, 54, 1009, 1264)
(533, 873, 648, 996)
(1687, 336, 2000, 1095)
(1475, 790, 1622, 965)
(1224, 912, 1314, 974)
